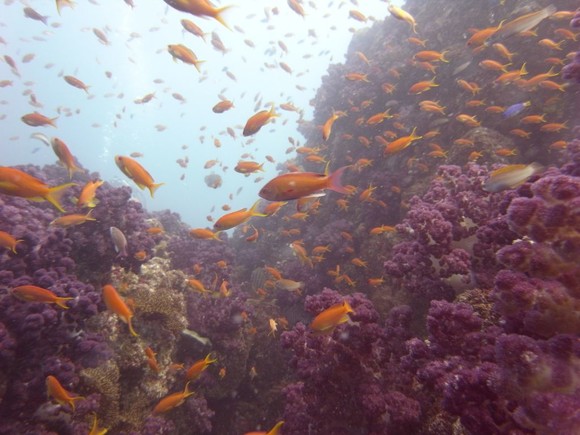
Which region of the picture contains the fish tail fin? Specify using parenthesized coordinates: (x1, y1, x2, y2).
(249, 200, 268, 217)
(441, 50, 449, 62)
(184, 381, 194, 397)
(205, 353, 218, 365)
(46, 182, 76, 213)
(148, 182, 165, 198)
(194, 60, 205, 73)
(55, 297, 74, 309)
(69, 395, 84, 411)
(327, 166, 350, 194)
(343, 300, 355, 314)
(214, 6, 233, 30)
(50, 117, 58, 127)
(267, 421, 285, 435)
(128, 318, 138, 337)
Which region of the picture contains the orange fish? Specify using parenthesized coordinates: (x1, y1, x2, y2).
(115, 155, 164, 198)
(146, 227, 164, 235)
(244, 421, 284, 435)
(408, 78, 438, 94)
(384, 128, 422, 155)
(0, 167, 74, 212)
(540, 122, 567, 132)
(243, 105, 278, 136)
(181, 18, 205, 40)
(102, 284, 138, 336)
(50, 211, 96, 227)
(153, 382, 194, 414)
(46, 375, 84, 411)
(163, 0, 232, 28)
(167, 44, 204, 72)
(51, 138, 84, 179)
(185, 353, 217, 381)
(413, 50, 448, 62)
(322, 110, 345, 141)
(366, 110, 393, 125)
(467, 22, 504, 48)
(63, 75, 89, 93)
(145, 347, 160, 373)
(0, 230, 22, 253)
(235, 161, 264, 174)
(212, 99, 234, 113)
(12, 285, 73, 309)
(259, 166, 350, 201)
(189, 228, 221, 240)
(213, 200, 266, 231)
(77, 180, 104, 208)
(345, 72, 370, 82)
(310, 300, 354, 333)
(21, 112, 58, 127)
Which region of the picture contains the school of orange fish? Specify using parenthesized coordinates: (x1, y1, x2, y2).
(1, 0, 578, 433)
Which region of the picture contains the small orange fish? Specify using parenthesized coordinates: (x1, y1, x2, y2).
(384, 127, 422, 155)
(492, 43, 517, 61)
(134, 250, 147, 261)
(51, 138, 84, 180)
(63, 75, 90, 93)
(0, 167, 74, 213)
(310, 300, 354, 333)
(345, 72, 370, 82)
(153, 382, 194, 414)
(0, 231, 22, 253)
(467, 23, 504, 48)
(145, 347, 160, 373)
(167, 44, 204, 72)
(366, 110, 393, 125)
(369, 225, 396, 235)
(185, 353, 217, 381)
(189, 228, 221, 240)
(235, 161, 264, 174)
(263, 201, 287, 216)
(243, 105, 278, 136)
(102, 284, 138, 336)
(259, 166, 350, 201)
(520, 115, 546, 124)
(46, 375, 84, 411)
(540, 122, 567, 132)
(322, 110, 345, 141)
(21, 112, 58, 127)
(413, 50, 448, 62)
(115, 156, 164, 198)
(510, 129, 531, 139)
(146, 227, 164, 235)
(163, 0, 232, 28)
(214, 200, 266, 231)
(77, 180, 104, 208)
(495, 148, 518, 157)
(456, 114, 481, 127)
(408, 78, 438, 94)
(50, 211, 96, 227)
(181, 18, 205, 40)
(212, 100, 234, 113)
(12, 285, 73, 309)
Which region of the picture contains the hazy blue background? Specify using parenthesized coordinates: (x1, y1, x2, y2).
(0, 0, 401, 227)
